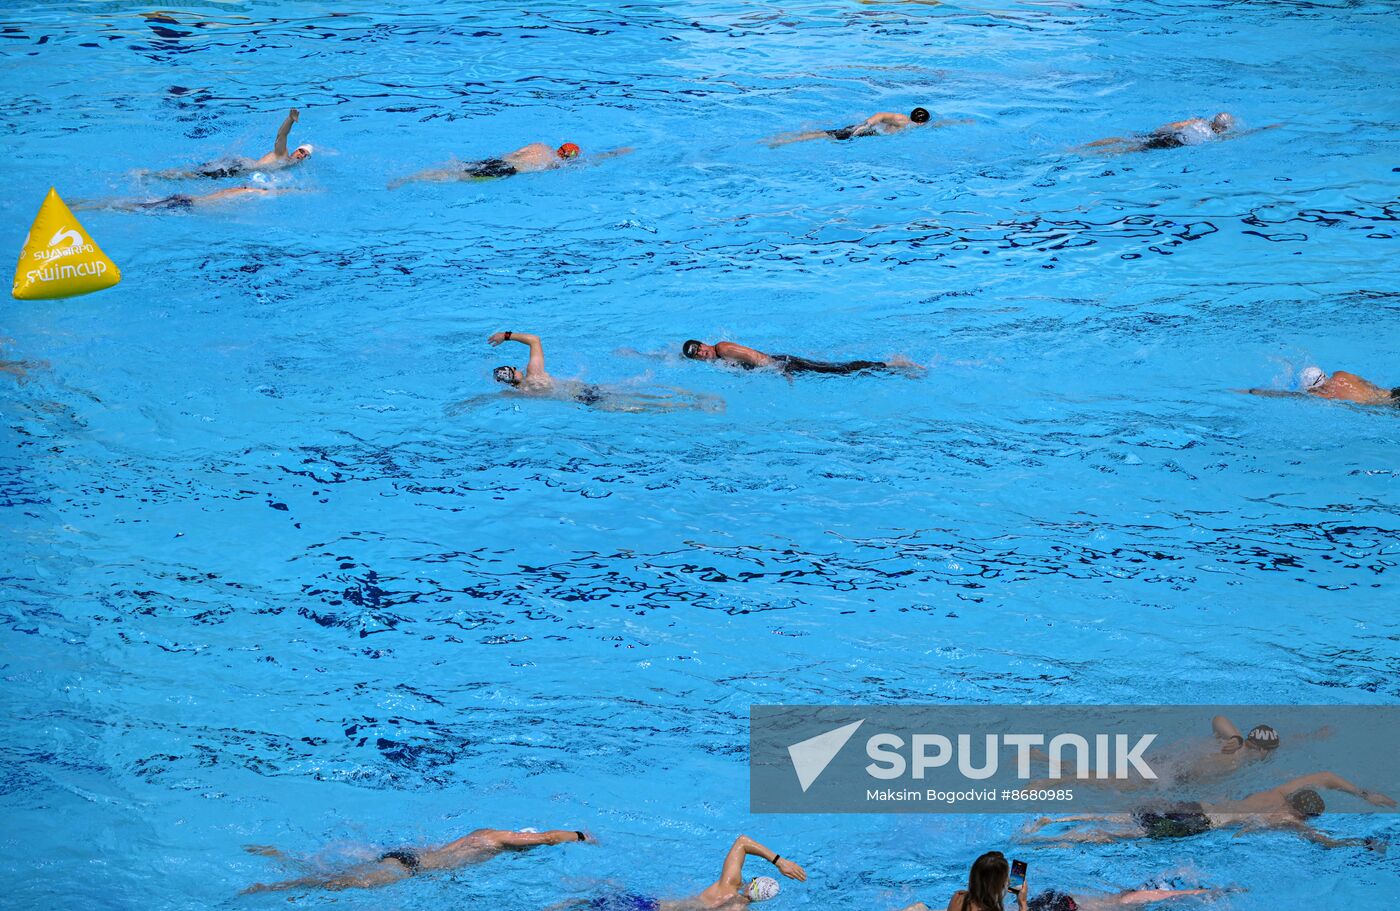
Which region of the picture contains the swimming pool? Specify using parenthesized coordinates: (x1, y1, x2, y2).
(2, 0, 1398, 908)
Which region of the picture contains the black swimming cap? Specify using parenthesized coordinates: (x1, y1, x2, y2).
(1247, 724, 1279, 751)
(1287, 789, 1325, 818)
(493, 365, 519, 385)
(681, 339, 704, 359)
(910, 107, 931, 124)
(1028, 891, 1078, 911)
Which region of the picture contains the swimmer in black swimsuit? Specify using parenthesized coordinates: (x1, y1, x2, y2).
(391, 142, 632, 187)
(1021, 771, 1393, 850)
(768, 107, 968, 147)
(464, 157, 519, 179)
(149, 107, 313, 178)
(1079, 111, 1281, 155)
(106, 186, 295, 212)
(244, 826, 592, 893)
(681, 339, 921, 376)
(481, 330, 722, 413)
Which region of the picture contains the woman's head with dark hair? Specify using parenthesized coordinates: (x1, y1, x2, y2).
(966, 851, 1010, 911)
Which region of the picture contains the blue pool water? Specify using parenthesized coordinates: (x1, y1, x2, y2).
(2, 1, 1398, 909)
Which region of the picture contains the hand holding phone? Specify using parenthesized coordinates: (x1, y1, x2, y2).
(1009, 859, 1027, 893)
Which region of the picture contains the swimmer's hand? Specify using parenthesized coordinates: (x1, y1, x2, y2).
(488, 332, 509, 347)
(1362, 790, 1396, 808)
(775, 858, 806, 882)
(289, 107, 300, 122)
(243, 844, 283, 857)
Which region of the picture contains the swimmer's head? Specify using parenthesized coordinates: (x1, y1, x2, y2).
(682, 339, 715, 360)
(493, 365, 522, 386)
(1287, 788, 1325, 818)
(292, 143, 314, 161)
(1028, 891, 1079, 911)
(744, 876, 781, 902)
(557, 142, 581, 160)
(1299, 366, 1326, 391)
(910, 107, 931, 124)
(1246, 724, 1280, 752)
(1210, 112, 1237, 134)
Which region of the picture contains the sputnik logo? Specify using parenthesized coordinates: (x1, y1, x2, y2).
(787, 720, 864, 792)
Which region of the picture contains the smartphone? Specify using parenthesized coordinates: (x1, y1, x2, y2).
(1009, 859, 1027, 893)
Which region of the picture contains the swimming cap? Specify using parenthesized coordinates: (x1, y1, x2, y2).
(1299, 366, 1325, 390)
(493, 365, 519, 385)
(681, 339, 704, 359)
(910, 107, 931, 124)
(557, 142, 581, 159)
(1028, 891, 1078, 911)
(1246, 724, 1279, 750)
(1287, 788, 1325, 818)
(746, 876, 780, 902)
(1211, 112, 1236, 133)
(294, 143, 314, 157)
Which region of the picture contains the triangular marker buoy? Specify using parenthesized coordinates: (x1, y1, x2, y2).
(12, 188, 121, 300)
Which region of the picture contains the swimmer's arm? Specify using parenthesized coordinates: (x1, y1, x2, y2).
(388, 168, 465, 188)
(489, 331, 547, 380)
(1114, 889, 1219, 904)
(1212, 714, 1244, 749)
(1274, 820, 1372, 849)
(1226, 122, 1285, 141)
(715, 835, 806, 888)
(1235, 388, 1303, 398)
(587, 146, 634, 164)
(470, 829, 593, 849)
(273, 107, 299, 157)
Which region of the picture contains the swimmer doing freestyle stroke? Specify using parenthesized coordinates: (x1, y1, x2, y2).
(242, 826, 594, 893)
(1078, 111, 1279, 155)
(1025, 716, 1309, 793)
(546, 834, 806, 911)
(1021, 770, 1394, 851)
(475, 331, 723, 413)
(680, 339, 922, 377)
(390, 140, 633, 187)
(76, 186, 303, 212)
(766, 106, 969, 147)
(1241, 365, 1400, 406)
(149, 107, 312, 179)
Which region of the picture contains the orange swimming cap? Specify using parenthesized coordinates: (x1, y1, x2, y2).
(557, 142, 581, 159)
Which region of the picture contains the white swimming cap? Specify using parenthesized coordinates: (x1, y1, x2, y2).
(747, 876, 781, 902)
(294, 143, 314, 156)
(1299, 366, 1325, 390)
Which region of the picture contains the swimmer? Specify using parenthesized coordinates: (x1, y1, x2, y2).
(900, 852, 1227, 911)
(681, 339, 921, 377)
(151, 107, 312, 178)
(1079, 112, 1278, 154)
(1026, 715, 1297, 793)
(82, 186, 298, 212)
(484, 331, 722, 413)
(1021, 771, 1394, 851)
(547, 834, 806, 911)
(390, 143, 633, 187)
(1242, 365, 1399, 405)
(767, 107, 970, 147)
(242, 826, 593, 893)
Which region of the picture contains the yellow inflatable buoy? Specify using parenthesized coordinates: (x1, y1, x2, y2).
(11, 187, 121, 300)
